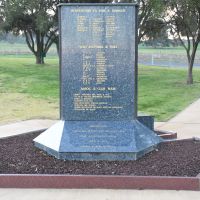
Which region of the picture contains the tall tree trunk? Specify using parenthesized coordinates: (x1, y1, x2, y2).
(187, 63, 193, 85)
(186, 51, 193, 84)
(187, 44, 198, 85)
(35, 54, 44, 64)
(35, 32, 45, 64)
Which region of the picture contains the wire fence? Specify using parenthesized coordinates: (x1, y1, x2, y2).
(139, 53, 200, 68)
(0, 49, 58, 56)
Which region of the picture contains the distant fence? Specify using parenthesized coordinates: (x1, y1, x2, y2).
(139, 53, 200, 68)
(0, 50, 57, 56)
(0, 50, 200, 68)
(0, 50, 30, 55)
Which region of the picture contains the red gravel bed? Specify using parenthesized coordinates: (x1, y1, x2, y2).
(0, 132, 200, 177)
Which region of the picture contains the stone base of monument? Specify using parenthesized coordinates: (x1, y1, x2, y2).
(34, 119, 162, 161)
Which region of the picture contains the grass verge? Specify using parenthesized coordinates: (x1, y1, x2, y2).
(138, 65, 200, 120)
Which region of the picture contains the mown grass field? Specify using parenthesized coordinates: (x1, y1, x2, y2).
(0, 57, 59, 124)
(0, 56, 200, 124)
(138, 66, 200, 120)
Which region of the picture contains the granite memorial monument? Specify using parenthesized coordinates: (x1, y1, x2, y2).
(34, 3, 162, 160)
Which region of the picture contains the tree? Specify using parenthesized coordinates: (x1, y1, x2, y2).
(141, 18, 169, 47)
(0, 0, 4, 37)
(166, 0, 200, 84)
(1, 0, 58, 64)
(138, 0, 165, 43)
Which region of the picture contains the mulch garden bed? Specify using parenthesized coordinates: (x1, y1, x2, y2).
(0, 132, 200, 177)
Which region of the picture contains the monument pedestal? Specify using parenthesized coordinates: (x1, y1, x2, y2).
(34, 120, 161, 160)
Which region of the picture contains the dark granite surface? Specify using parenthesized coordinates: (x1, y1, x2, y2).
(59, 120, 160, 153)
(60, 4, 137, 121)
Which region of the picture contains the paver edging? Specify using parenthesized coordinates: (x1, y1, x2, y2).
(0, 174, 199, 191)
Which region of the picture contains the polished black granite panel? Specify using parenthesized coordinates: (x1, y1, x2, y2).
(60, 4, 137, 121)
(137, 116, 154, 131)
(59, 120, 160, 153)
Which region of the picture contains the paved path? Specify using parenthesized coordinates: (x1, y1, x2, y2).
(0, 189, 200, 200)
(0, 99, 200, 199)
(155, 98, 200, 139)
(0, 119, 57, 138)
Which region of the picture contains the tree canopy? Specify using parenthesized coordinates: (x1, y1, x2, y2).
(138, 0, 165, 42)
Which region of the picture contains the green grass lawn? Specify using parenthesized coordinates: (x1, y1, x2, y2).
(0, 56, 200, 124)
(0, 57, 59, 124)
(138, 66, 200, 120)
(0, 57, 59, 99)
